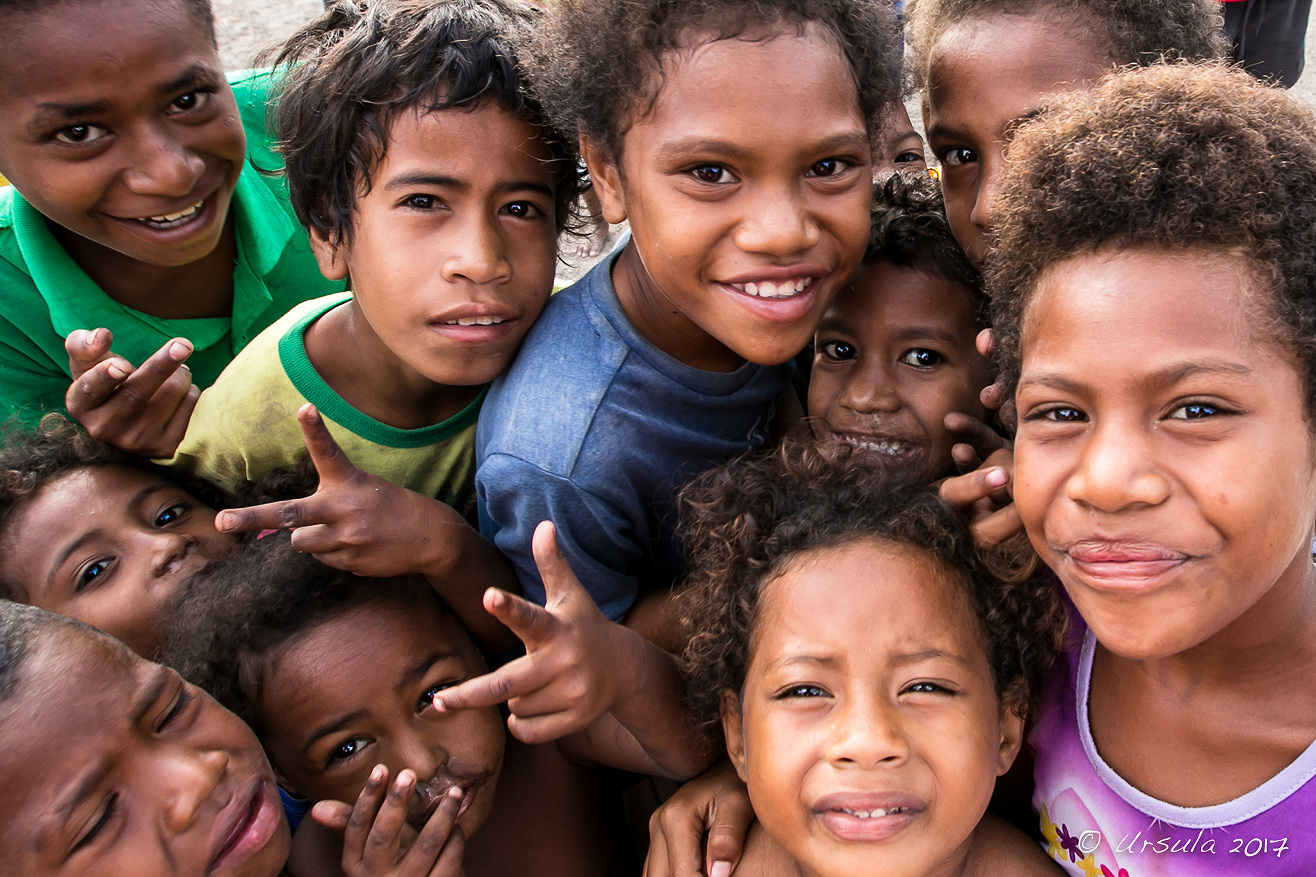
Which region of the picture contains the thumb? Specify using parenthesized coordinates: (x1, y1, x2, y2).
(296, 403, 356, 485)
(310, 798, 354, 834)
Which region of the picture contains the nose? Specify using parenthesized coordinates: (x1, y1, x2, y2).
(825, 695, 908, 769)
(837, 358, 901, 415)
(395, 728, 447, 786)
(160, 745, 228, 834)
(968, 155, 1001, 240)
(733, 181, 821, 257)
(441, 212, 513, 286)
(148, 529, 196, 578)
(1066, 422, 1170, 512)
(121, 124, 205, 199)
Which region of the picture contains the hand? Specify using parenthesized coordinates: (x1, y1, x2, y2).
(938, 445, 1023, 548)
(433, 521, 625, 744)
(313, 765, 465, 876)
(64, 329, 198, 458)
(643, 761, 752, 877)
(213, 404, 469, 577)
(974, 329, 1016, 428)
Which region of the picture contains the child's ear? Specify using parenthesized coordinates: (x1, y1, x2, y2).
(308, 225, 350, 282)
(720, 689, 750, 783)
(995, 699, 1026, 776)
(580, 137, 628, 225)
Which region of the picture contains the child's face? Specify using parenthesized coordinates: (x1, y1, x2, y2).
(874, 104, 927, 180)
(311, 104, 559, 389)
(587, 24, 872, 372)
(723, 538, 1021, 877)
(1014, 247, 1316, 660)
(923, 13, 1109, 269)
(257, 586, 505, 836)
(0, 465, 236, 658)
(0, 627, 289, 876)
(809, 262, 989, 483)
(0, 0, 244, 271)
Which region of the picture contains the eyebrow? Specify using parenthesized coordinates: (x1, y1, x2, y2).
(381, 173, 555, 199)
(654, 130, 871, 164)
(47, 484, 166, 585)
(890, 326, 963, 347)
(397, 649, 462, 694)
(26, 66, 219, 136)
(1019, 359, 1253, 395)
(890, 648, 972, 668)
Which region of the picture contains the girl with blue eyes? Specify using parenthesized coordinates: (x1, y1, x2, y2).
(808, 174, 991, 485)
(678, 442, 1063, 877)
(0, 414, 236, 659)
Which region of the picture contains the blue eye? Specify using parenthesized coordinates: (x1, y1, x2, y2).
(900, 348, 943, 369)
(330, 736, 372, 764)
(818, 339, 857, 362)
(76, 559, 112, 591)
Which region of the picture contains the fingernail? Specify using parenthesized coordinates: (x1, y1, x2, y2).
(168, 339, 191, 360)
(711, 862, 732, 877)
(107, 362, 129, 380)
(432, 696, 446, 713)
(369, 764, 386, 784)
(447, 786, 462, 800)
(985, 467, 1008, 488)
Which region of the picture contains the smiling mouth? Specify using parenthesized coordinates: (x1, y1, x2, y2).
(443, 316, 508, 327)
(728, 278, 811, 298)
(838, 806, 909, 819)
(835, 434, 918, 457)
(135, 200, 204, 230)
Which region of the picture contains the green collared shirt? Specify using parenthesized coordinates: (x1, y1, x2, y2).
(0, 69, 344, 424)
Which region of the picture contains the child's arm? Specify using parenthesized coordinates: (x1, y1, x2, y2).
(433, 521, 712, 781)
(64, 329, 198, 458)
(214, 404, 520, 652)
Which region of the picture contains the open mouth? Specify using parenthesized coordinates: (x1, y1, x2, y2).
(837, 806, 908, 819)
(443, 316, 508, 327)
(135, 199, 204, 230)
(728, 278, 812, 299)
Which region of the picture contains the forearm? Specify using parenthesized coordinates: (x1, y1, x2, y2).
(422, 514, 521, 653)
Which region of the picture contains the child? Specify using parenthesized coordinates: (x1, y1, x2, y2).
(0, 602, 293, 876)
(875, 104, 928, 179)
(0, 415, 235, 658)
(678, 442, 1062, 876)
(903, 0, 1224, 269)
(0, 0, 342, 423)
(164, 535, 711, 874)
(152, 0, 579, 504)
(809, 173, 989, 484)
(476, 0, 903, 625)
(987, 62, 1316, 876)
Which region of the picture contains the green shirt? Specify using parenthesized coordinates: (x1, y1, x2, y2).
(0, 69, 344, 424)
(171, 293, 485, 514)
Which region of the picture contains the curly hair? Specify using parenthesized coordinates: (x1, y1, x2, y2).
(0, 0, 216, 47)
(270, 0, 583, 248)
(161, 533, 449, 733)
(904, 0, 1224, 91)
(867, 172, 981, 301)
(0, 415, 228, 601)
(523, 0, 903, 161)
(986, 63, 1316, 414)
(678, 440, 1063, 739)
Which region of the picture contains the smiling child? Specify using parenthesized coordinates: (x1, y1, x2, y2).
(0, 0, 342, 422)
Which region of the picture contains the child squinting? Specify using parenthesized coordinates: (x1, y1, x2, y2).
(988, 63, 1316, 875)
(809, 174, 989, 484)
(0, 603, 290, 877)
(477, 0, 903, 633)
(904, 0, 1224, 269)
(0, 0, 340, 425)
(679, 443, 1062, 877)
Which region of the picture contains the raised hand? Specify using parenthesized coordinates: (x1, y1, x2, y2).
(64, 328, 198, 458)
(313, 765, 466, 877)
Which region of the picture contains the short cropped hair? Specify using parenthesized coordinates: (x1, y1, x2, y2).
(987, 63, 1316, 416)
(272, 0, 581, 247)
(678, 440, 1063, 738)
(0, 601, 92, 705)
(868, 172, 980, 301)
(904, 0, 1224, 90)
(0, 0, 215, 47)
(524, 0, 903, 161)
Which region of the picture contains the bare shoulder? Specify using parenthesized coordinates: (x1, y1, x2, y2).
(964, 812, 1062, 876)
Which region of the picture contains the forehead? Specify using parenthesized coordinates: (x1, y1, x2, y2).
(753, 539, 988, 668)
(925, 13, 1110, 132)
(5, 465, 172, 536)
(828, 263, 980, 337)
(626, 23, 865, 151)
(0, 0, 219, 107)
(375, 103, 556, 181)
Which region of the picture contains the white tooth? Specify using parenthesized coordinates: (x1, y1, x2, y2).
(746, 282, 759, 296)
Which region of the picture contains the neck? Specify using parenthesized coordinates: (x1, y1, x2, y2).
(53, 216, 237, 319)
(304, 300, 479, 430)
(610, 242, 746, 373)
